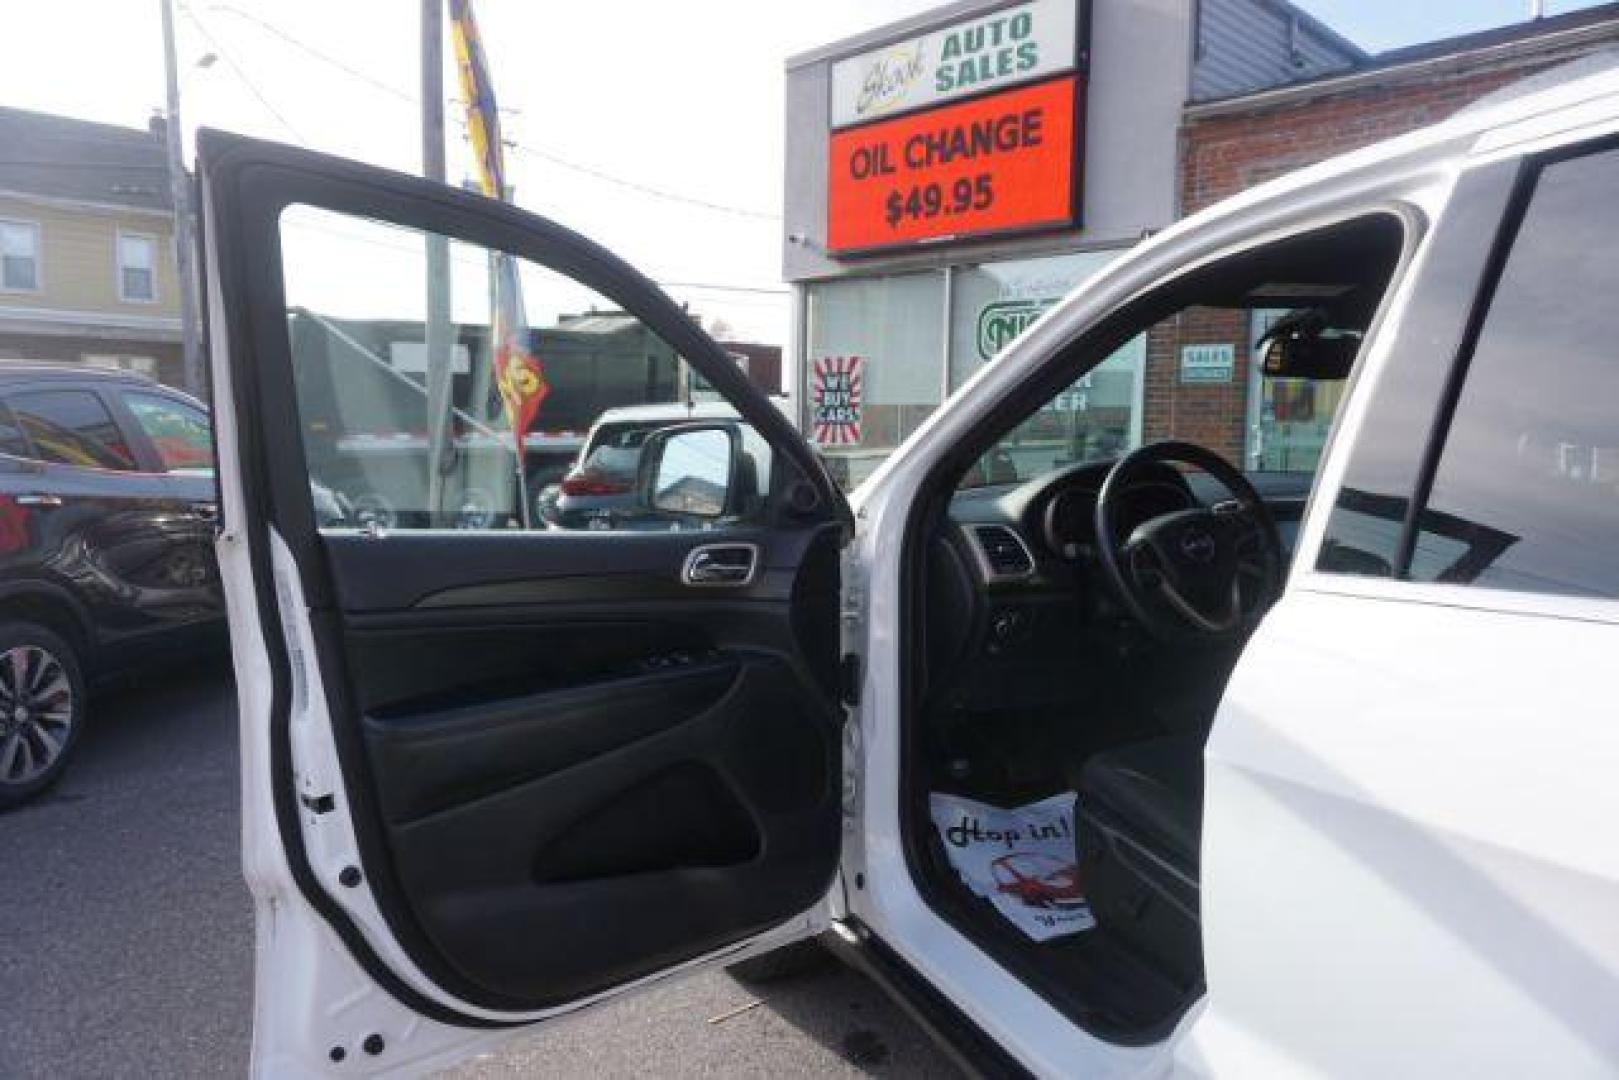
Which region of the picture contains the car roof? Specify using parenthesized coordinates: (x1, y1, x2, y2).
(0, 360, 158, 386)
(0, 361, 208, 410)
(592, 401, 742, 426)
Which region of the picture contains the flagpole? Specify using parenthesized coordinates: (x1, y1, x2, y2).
(504, 184, 533, 530)
(422, 0, 455, 523)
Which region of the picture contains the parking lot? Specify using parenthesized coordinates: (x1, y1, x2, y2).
(0, 667, 959, 1079)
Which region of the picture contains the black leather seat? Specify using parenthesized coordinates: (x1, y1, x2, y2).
(1078, 735, 1205, 870)
(1076, 735, 1206, 986)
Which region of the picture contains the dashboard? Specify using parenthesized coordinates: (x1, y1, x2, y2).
(923, 459, 1312, 703)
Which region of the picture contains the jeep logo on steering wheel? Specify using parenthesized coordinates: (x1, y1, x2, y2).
(1179, 529, 1216, 563)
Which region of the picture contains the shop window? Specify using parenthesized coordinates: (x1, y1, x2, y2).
(805, 272, 945, 489)
(949, 251, 1142, 486)
(118, 232, 158, 302)
(0, 220, 40, 293)
(1246, 309, 1346, 474)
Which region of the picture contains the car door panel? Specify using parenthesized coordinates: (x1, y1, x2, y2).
(202, 129, 848, 1042)
(370, 651, 834, 1004)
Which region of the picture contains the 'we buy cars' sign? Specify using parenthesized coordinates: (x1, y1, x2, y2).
(825, 0, 1085, 253)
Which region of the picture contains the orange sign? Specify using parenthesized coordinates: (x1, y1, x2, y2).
(828, 75, 1080, 253)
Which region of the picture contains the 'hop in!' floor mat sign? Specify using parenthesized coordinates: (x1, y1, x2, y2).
(929, 791, 1095, 941)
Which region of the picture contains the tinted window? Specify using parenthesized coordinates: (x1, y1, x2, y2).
(124, 391, 213, 472)
(9, 390, 137, 471)
(1314, 163, 1520, 579)
(1411, 147, 1619, 597)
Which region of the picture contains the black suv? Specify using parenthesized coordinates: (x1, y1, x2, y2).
(0, 363, 223, 808)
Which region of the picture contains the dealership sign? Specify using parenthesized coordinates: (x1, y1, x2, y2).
(1180, 343, 1235, 384)
(977, 298, 1057, 360)
(811, 355, 865, 445)
(830, 0, 1081, 130)
(828, 74, 1080, 253)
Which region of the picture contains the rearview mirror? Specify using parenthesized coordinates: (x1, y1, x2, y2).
(1257, 309, 1362, 380)
(638, 423, 740, 519)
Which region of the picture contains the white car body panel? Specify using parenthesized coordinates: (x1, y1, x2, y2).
(1189, 589, 1619, 1078)
(841, 59, 1619, 1079)
(216, 55, 1619, 1078)
(205, 179, 828, 1075)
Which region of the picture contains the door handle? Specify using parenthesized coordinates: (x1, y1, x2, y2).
(14, 493, 63, 508)
(190, 501, 220, 521)
(682, 543, 759, 587)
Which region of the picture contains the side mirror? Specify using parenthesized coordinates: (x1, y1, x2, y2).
(1257, 309, 1361, 380)
(638, 423, 741, 519)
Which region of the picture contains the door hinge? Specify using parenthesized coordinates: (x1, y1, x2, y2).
(840, 653, 861, 707)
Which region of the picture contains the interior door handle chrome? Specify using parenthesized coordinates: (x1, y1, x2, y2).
(682, 543, 759, 587)
(14, 493, 63, 508)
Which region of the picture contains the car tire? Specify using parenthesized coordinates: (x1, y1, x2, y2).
(725, 938, 831, 985)
(0, 622, 87, 811)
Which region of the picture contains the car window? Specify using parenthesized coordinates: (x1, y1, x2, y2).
(1409, 145, 1619, 597)
(8, 389, 138, 471)
(0, 401, 29, 458)
(278, 203, 769, 531)
(123, 391, 213, 473)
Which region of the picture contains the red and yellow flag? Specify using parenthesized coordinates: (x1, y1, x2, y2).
(449, 0, 547, 455)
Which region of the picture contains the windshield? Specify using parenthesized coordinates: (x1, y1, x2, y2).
(958, 305, 1346, 489)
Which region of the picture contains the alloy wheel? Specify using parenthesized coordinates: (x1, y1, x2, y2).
(0, 645, 74, 785)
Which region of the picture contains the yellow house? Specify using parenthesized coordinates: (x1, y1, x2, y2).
(0, 107, 184, 385)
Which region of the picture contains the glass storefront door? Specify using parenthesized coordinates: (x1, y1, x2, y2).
(1246, 309, 1347, 474)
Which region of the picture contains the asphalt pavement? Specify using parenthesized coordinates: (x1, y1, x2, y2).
(0, 665, 959, 1079)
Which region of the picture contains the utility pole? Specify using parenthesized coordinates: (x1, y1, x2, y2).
(422, 0, 455, 519)
(159, 0, 205, 398)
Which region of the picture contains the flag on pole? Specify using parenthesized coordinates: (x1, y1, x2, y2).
(449, 0, 548, 458)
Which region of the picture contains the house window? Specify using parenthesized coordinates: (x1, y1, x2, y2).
(0, 220, 40, 292)
(118, 232, 157, 302)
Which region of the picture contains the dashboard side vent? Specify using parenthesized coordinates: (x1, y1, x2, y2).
(969, 524, 1035, 581)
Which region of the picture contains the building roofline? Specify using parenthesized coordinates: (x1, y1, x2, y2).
(0, 104, 163, 146)
(1240, 0, 1370, 63)
(789, 0, 1367, 71)
(1185, 4, 1619, 119)
(0, 187, 175, 220)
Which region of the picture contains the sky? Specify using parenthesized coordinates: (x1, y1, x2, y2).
(0, 0, 1609, 342)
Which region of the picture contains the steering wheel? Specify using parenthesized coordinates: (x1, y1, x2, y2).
(1093, 441, 1284, 645)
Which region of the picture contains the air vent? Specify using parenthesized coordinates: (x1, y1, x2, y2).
(969, 524, 1035, 581)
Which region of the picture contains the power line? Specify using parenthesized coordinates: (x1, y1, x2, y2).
(184, 8, 307, 144)
(203, 4, 416, 104)
(287, 212, 784, 307)
(500, 143, 780, 222)
(198, 4, 781, 222)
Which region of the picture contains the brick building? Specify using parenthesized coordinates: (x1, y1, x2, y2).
(1147, 3, 1619, 469)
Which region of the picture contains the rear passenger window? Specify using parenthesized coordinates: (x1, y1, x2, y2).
(124, 391, 213, 472)
(1412, 147, 1619, 597)
(9, 390, 137, 472)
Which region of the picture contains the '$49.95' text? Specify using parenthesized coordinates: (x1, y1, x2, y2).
(884, 173, 994, 228)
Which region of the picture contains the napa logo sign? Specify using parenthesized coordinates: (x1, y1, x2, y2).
(831, 0, 1081, 129)
(977, 298, 1057, 360)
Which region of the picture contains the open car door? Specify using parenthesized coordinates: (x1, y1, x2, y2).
(199, 132, 849, 1075)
